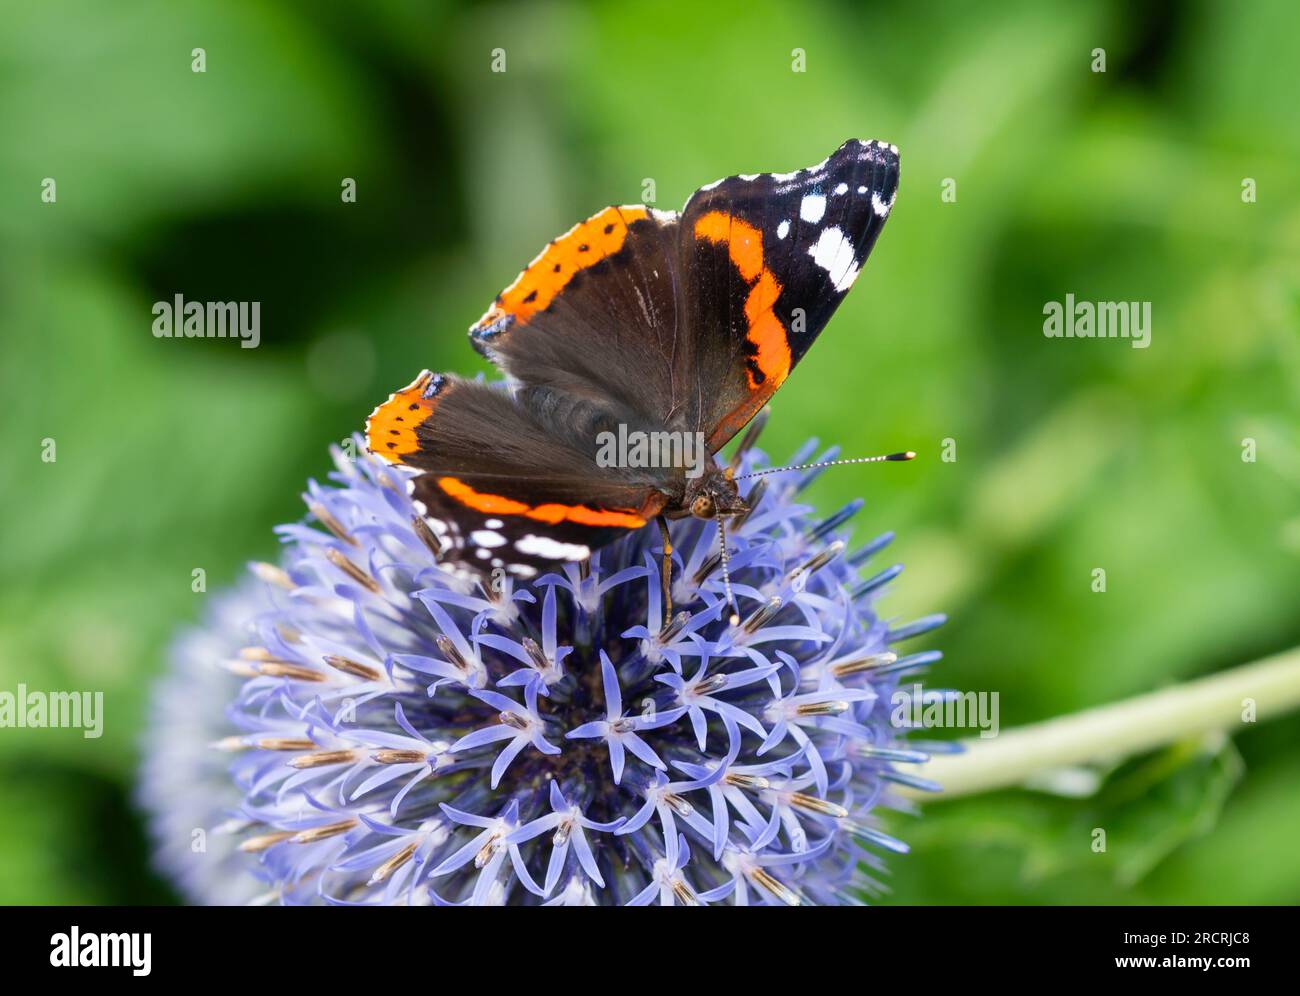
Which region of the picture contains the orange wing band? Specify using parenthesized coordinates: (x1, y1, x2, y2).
(437, 476, 647, 529)
(471, 205, 651, 335)
(692, 211, 792, 391)
(365, 370, 445, 465)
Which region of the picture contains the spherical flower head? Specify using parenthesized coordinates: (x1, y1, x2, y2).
(138, 585, 274, 905)
(142, 432, 944, 905)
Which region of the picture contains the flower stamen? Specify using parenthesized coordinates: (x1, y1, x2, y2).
(289, 749, 361, 769)
(830, 651, 897, 677)
(795, 700, 848, 717)
(411, 515, 444, 557)
(373, 748, 428, 764)
(308, 500, 358, 547)
(293, 819, 357, 844)
(248, 561, 294, 589)
(750, 867, 801, 906)
(740, 596, 783, 635)
(371, 840, 418, 884)
(325, 548, 381, 593)
(239, 831, 295, 852)
(255, 737, 316, 751)
(788, 791, 849, 819)
(253, 660, 327, 682)
(324, 654, 383, 681)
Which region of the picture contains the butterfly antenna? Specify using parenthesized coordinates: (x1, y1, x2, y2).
(733, 451, 915, 480)
(717, 517, 740, 626)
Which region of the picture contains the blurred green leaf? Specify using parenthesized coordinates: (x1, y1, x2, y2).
(881, 735, 1245, 903)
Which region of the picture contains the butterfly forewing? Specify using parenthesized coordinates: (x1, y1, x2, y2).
(677, 139, 900, 450)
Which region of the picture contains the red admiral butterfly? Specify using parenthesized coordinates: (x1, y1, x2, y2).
(366, 139, 903, 614)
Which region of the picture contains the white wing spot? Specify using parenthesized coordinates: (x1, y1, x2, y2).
(485, 518, 503, 529)
(834, 182, 848, 195)
(776, 220, 790, 240)
(470, 529, 507, 548)
(807, 226, 861, 291)
(872, 191, 895, 217)
(799, 193, 826, 223)
(516, 535, 591, 561)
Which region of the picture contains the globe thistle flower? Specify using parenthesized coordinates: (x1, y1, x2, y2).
(138, 585, 273, 905)
(142, 431, 944, 905)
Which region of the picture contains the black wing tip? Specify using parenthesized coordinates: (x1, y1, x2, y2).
(841, 137, 899, 158)
(832, 139, 901, 177)
(831, 139, 900, 201)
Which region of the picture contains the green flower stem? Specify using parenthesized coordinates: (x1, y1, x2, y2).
(907, 646, 1300, 800)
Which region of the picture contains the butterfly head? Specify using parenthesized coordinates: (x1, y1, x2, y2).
(685, 464, 749, 521)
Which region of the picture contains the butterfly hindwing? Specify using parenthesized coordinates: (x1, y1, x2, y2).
(366, 372, 666, 576)
(408, 475, 641, 579)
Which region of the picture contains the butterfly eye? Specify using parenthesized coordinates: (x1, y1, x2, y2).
(691, 495, 715, 519)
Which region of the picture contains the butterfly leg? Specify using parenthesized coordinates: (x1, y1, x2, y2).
(656, 514, 673, 624)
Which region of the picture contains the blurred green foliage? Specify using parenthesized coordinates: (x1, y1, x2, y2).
(1, 0, 1297, 904)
